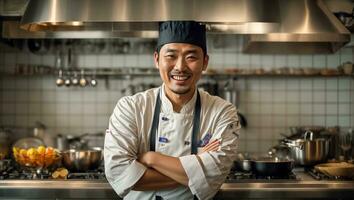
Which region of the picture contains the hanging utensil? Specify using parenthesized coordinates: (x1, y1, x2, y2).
(56, 69, 64, 87)
(79, 69, 87, 87)
(71, 71, 79, 86)
(90, 70, 98, 87)
(64, 71, 71, 87)
(223, 79, 247, 127)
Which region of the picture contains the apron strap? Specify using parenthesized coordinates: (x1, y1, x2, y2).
(149, 90, 162, 152)
(150, 88, 201, 200)
(191, 91, 201, 154)
(149, 88, 201, 155)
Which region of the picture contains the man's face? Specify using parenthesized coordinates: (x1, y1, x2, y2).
(154, 43, 209, 95)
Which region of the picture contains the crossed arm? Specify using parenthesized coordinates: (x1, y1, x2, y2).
(133, 139, 221, 191)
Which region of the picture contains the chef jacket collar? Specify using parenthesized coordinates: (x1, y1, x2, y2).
(160, 84, 198, 114)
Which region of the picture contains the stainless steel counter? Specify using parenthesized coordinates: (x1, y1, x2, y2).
(1, 172, 354, 199)
(0, 180, 117, 199)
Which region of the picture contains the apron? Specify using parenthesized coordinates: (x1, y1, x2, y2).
(149, 89, 201, 200)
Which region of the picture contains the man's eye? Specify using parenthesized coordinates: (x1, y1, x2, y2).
(165, 54, 175, 59)
(187, 55, 197, 60)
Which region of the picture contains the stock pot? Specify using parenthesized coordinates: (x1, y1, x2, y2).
(284, 131, 329, 166)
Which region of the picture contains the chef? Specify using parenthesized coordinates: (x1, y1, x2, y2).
(104, 21, 240, 200)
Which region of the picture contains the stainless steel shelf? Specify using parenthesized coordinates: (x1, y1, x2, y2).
(2, 64, 354, 79)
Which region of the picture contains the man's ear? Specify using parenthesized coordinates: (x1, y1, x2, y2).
(202, 54, 209, 71)
(154, 51, 159, 69)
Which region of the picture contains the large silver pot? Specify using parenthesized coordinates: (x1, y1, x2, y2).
(284, 131, 329, 166)
(62, 147, 103, 172)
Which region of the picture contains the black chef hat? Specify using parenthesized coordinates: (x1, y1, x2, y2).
(156, 21, 207, 55)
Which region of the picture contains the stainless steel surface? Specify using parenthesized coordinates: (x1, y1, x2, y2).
(0, 0, 28, 16)
(20, 0, 279, 34)
(0, 171, 354, 199)
(62, 148, 103, 172)
(3, 20, 159, 39)
(0, 180, 120, 199)
(2, 1, 350, 54)
(243, 0, 351, 54)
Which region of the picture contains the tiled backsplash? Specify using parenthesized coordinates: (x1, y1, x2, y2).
(1, 37, 353, 154)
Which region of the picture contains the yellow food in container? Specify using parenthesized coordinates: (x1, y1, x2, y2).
(13, 146, 61, 168)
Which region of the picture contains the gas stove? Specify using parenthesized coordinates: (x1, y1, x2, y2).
(0, 166, 106, 180)
(306, 168, 354, 181)
(226, 170, 299, 182)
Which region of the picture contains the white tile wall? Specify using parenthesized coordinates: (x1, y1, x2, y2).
(0, 37, 353, 154)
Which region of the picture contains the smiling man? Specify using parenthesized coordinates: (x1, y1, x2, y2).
(104, 21, 241, 200)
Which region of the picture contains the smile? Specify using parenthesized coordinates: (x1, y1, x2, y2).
(171, 75, 190, 81)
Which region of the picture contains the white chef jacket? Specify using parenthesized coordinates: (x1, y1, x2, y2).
(104, 85, 240, 200)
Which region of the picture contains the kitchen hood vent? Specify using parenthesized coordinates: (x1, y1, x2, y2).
(20, 0, 280, 35)
(2, 0, 351, 54)
(243, 0, 351, 54)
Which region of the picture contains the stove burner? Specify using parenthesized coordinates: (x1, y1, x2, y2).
(307, 168, 354, 181)
(226, 170, 298, 182)
(1, 167, 106, 180)
(67, 171, 105, 180)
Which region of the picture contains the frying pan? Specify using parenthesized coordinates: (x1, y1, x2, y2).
(251, 157, 294, 176)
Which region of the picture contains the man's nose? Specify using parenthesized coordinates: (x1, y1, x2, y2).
(174, 57, 187, 71)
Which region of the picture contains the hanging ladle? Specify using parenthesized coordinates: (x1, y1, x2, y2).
(79, 69, 87, 87)
(90, 70, 97, 87)
(56, 69, 64, 87)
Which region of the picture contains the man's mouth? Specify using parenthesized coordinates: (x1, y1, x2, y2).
(170, 75, 190, 81)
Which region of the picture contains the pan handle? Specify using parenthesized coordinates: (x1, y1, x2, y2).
(282, 139, 304, 150)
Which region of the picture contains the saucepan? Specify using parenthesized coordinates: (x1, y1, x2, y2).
(62, 147, 103, 172)
(233, 153, 253, 172)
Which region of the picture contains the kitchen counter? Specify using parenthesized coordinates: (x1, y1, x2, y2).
(1, 172, 354, 199)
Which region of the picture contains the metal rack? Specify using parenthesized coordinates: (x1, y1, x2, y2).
(2, 64, 354, 79)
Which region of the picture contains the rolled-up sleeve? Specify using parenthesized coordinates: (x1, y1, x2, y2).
(104, 97, 147, 197)
(180, 103, 241, 199)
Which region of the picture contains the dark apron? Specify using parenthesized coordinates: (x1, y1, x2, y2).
(149, 89, 201, 200)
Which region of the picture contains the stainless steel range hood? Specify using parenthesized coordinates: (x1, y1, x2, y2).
(2, 0, 351, 54)
(243, 0, 351, 54)
(19, 0, 280, 36)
